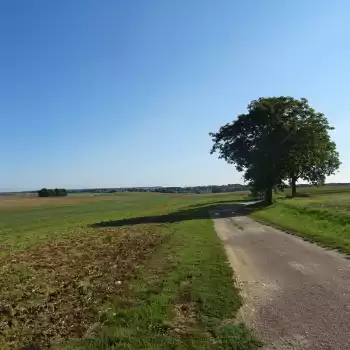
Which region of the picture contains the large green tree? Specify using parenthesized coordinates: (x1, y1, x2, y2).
(210, 96, 340, 203)
(276, 98, 340, 196)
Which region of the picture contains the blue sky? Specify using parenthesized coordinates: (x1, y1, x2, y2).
(1, 0, 350, 190)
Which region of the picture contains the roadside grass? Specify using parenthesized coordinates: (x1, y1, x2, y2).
(250, 193, 350, 255)
(64, 214, 260, 350)
(0, 192, 260, 349)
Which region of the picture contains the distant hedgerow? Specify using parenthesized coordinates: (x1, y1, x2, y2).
(38, 188, 68, 197)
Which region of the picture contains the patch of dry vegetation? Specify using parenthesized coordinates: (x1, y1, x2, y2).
(0, 224, 166, 349)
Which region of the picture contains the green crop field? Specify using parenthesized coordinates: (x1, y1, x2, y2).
(0, 192, 260, 350)
(281, 184, 350, 197)
(251, 186, 350, 254)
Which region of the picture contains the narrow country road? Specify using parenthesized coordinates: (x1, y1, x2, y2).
(211, 204, 350, 350)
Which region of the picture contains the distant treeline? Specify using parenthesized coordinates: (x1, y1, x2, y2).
(38, 188, 68, 197)
(1, 183, 350, 197)
(74, 184, 250, 194)
(153, 184, 249, 194)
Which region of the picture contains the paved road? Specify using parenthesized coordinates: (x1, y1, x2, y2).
(211, 205, 350, 350)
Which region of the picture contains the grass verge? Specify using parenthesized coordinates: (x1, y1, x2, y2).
(250, 200, 350, 255)
(63, 215, 260, 349)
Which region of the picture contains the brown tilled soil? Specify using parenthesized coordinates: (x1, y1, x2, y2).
(0, 224, 166, 349)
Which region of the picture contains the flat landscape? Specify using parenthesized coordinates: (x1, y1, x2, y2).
(2, 186, 350, 349)
(0, 192, 259, 350)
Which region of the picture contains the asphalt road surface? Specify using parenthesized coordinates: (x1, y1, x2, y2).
(211, 204, 350, 350)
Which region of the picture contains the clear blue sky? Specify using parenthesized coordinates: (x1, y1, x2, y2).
(1, 0, 350, 191)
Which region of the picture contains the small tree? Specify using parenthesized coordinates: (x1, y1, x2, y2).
(38, 188, 49, 197)
(38, 188, 68, 197)
(211, 186, 222, 193)
(60, 188, 68, 196)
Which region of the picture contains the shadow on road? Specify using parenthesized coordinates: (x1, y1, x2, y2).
(186, 198, 260, 209)
(90, 200, 267, 228)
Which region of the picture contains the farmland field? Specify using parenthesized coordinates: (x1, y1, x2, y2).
(0, 192, 260, 349)
(251, 186, 350, 254)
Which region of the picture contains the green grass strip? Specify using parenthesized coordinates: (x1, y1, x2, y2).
(64, 217, 260, 349)
(251, 201, 350, 255)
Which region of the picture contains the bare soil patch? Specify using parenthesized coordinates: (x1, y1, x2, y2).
(172, 302, 197, 335)
(0, 224, 166, 349)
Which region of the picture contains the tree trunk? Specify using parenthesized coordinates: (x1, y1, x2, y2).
(291, 176, 297, 197)
(265, 186, 273, 204)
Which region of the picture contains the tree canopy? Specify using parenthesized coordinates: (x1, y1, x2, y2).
(38, 188, 67, 197)
(210, 96, 340, 203)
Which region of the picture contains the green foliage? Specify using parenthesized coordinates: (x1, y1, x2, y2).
(210, 96, 340, 202)
(38, 188, 50, 197)
(37, 188, 67, 197)
(214, 324, 262, 349)
(277, 98, 341, 195)
(211, 186, 223, 193)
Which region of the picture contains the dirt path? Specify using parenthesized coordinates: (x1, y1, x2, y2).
(211, 205, 350, 350)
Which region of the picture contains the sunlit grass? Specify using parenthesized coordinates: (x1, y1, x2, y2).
(0, 192, 260, 349)
(251, 192, 350, 254)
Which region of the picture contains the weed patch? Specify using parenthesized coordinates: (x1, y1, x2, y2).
(0, 225, 166, 349)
